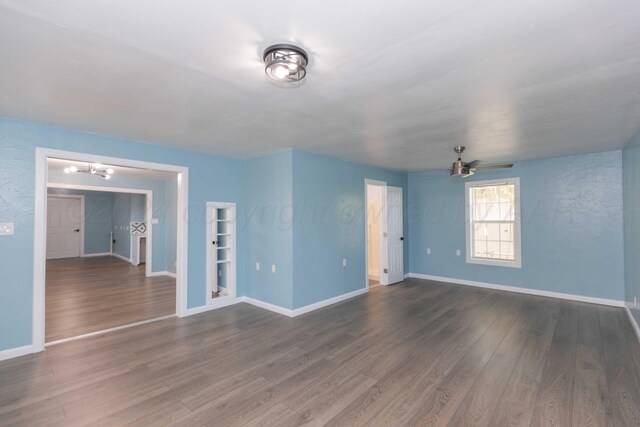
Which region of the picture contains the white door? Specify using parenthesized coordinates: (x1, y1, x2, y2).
(385, 186, 404, 285)
(47, 197, 82, 259)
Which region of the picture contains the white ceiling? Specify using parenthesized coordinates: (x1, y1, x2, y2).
(1, 0, 640, 171)
(47, 158, 177, 181)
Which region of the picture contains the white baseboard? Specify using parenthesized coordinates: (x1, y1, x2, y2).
(293, 288, 369, 316)
(239, 296, 294, 317)
(185, 297, 241, 316)
(625, 305, 640, 344)
(0, 345, 34, 362)
(406, 273, 625, 308)
(81, 252, 111, 258)
(111, 253, 130, 262)
(239, 287, 369, 318)
(147, 271, 177, 278)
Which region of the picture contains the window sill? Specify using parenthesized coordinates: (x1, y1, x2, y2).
(466, 257, 521, 269)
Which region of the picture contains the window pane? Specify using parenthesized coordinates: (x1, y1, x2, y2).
(473, 240, 487, 257)
(499, 223, 513, 241)
(499, 202, 513, 221)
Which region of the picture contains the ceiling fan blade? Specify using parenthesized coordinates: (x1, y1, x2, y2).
(473, 163, 513, 170)
(464, 160, 481, 168)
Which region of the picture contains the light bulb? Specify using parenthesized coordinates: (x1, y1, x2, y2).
(91, 169, 96, 174)
(64, 168, 70, 174)
(106, 168, 114, 175)
(274, 66, 289, 79)
(104, 174, 111, 180)
(69, 166, 78, 173)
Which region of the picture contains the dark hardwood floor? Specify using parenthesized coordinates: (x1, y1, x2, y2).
(3, 278, 640, 426)
(46, 256, 176, 342)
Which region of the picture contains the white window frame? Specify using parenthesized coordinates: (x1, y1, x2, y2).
(465, 177, 521, 268)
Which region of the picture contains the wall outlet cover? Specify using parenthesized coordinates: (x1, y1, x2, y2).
(456, 249, 461, 256)
(0, 222, 14, 235)
(271, 264, 276, 273)
(256, 262, 260, 271)
(427, 248, 431, 254)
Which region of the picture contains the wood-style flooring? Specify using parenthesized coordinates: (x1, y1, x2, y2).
(46, 256, 175, 342)
(3, 278, 640, 426)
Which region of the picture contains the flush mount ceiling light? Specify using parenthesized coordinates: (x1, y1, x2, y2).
(263, 44, 308, 82)
(64, 162, 114, 180)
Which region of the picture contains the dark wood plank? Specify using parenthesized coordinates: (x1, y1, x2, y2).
(1, 279, 639, 426)
(46, 256, 175, 342)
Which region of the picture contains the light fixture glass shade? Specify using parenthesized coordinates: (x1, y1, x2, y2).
(263, 44, 308, 82)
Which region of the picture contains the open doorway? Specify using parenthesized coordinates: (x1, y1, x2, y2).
(33, 149, 188, 349)
(365, 179, 404, 288)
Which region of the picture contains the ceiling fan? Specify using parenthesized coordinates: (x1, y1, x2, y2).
(449, 146, 513, 177)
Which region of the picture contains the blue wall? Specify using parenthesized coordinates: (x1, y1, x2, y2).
(111, 192, 133, 259)
(623, 127, 640, 325)
(47, 188, 114, 254)
(408, 151, 625, 301)
(0, 117, 245, 351)
(291, 150, 408, 308)
(244, 151, 294, 309)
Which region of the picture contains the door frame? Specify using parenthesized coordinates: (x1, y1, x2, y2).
(205, 201, 237, 308)
(47, 183, 153, 276)
(33, 147, 189, 353)
(364, 179, 388, 288)
(46, 194, 85, 259)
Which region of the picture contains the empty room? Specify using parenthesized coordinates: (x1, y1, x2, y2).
(0, 1, 639, 426)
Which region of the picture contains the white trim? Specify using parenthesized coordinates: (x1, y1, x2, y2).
(239, 287, 369, 317)
(48, 183, 153, 277)
(238, 296, 294, 317)
(206, 202, 237, 305)
(147, 271, 177, 278)
(46, 194, 85, 259)
(81, 252, 111, 257)
(465, 177, 522, 269)
(45, 314, 176, 347)
(365, 179, 387, 290)
(111, 252, 131, 263)
(292, 287, 369, 316)
(0, 345, 34, 362)
(185, 296, 241, 316)
(406, 273, 625, 307)
(625, 305, 640, 344)
(33, 147, 189, 354)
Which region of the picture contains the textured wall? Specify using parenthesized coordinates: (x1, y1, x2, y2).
(291, 150, 408, 308)
(0, 117, 245, 351)
(623, 127, 640, 324)
(244, 151, 294, 309)
(408, 150, 625, 301)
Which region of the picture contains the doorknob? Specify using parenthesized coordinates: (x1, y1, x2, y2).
(74, 229, 80, 232)
(400, 237, 404, 240)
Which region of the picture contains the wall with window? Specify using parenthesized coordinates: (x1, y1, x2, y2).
(623, 127, 640, 325)
(408, 150, 625, 301)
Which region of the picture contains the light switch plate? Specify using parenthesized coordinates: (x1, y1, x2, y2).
(152, 218, 159, 225)
(0, 223, 14, 235)
(427, 248, 431, 254)
(456, 249, 461, 256)
(343, 258, 347, 267)
(256, 262, 260, 271)
(271, 264, 276, 273)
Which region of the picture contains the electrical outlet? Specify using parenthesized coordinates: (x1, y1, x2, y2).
(343, 258, 347, 267)
(271, 264, 276, 273)
(256, 262, 260, 271)
(427, 248, 431, 254)
(0, 223, 14, 236)
(456, 249, 461, 256)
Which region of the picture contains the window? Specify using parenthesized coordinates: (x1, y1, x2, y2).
(465, 178, 521, 268)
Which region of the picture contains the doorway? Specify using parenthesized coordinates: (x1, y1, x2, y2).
(365, 179, 404, 287)
(33, 148, 189, 352)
